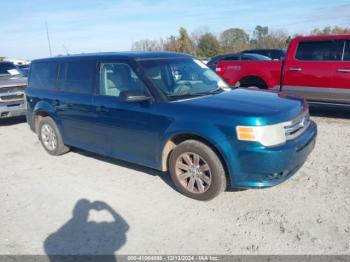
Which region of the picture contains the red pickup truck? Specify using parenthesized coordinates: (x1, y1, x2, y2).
(216, 35, 350, 105)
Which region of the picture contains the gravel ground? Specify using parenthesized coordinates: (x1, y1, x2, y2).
(0, 106, 349, 255)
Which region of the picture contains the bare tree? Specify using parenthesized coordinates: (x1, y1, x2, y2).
(131, 39, 164, 51)
(310, 26, 350, 35)
(177, 27, 193, 54)
(131, 25, 350, 58)
(190, 26, 210, 55)
(196, 33, 223, 58)
(163, 35, 180, 52)
(220, 28, 250, 52)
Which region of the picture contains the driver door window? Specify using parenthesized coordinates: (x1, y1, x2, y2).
(100, 63, 147, 97)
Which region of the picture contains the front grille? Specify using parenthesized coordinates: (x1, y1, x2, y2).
(0, 85, 26, 93)
(284, 110, 310, 140)
(0, 92, 24, 102)
(0, 85, 26, 103)
(0, 93, 24, 102)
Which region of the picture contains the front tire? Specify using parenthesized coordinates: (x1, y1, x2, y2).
(38, 116, 70, 156)
(169, 140, 227, 201)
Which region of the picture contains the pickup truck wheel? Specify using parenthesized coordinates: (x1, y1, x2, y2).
(239, 77, 267, 89)
(169, 140, 227, 201)
(38, 116, 70, 156)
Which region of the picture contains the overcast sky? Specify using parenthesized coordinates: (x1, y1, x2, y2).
(1, 0, 350, 60)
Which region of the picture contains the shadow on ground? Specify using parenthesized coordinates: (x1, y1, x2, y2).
(0, 115, 26, 126)
(74, 148, 245, 194)
(73, 148, 177, 192)
(44, 199, 129, 262)
(309, 104, 350, 119)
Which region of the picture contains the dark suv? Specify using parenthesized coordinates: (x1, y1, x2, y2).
(25, 52, 316, 200)
(241, 48, 286, 60)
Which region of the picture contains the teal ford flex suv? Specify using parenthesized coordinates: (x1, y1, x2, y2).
(26, 52, 317, 200)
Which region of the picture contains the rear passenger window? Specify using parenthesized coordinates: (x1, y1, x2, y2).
(29, 62, 58, 90)
(271, 50, 281, 60)
(61, 62, 95, 94)
(258, 51, 269, 57)
(343, 40, 350, 61)
(296, 40, 343, 61)
(242, 56, 253, 61)
(99, 63, 147, 97)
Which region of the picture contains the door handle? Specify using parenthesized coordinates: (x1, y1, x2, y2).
(288, 68, 302, 72)
(96, 106, 109, 113)
(337, 69, 350, 73)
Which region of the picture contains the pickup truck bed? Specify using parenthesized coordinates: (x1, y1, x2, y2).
(216, 35, 350, 105)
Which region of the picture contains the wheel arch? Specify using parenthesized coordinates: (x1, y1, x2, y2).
(160, 133, 229, 178)
(238, 75, 268, 89)
(33, 101, 57, 133)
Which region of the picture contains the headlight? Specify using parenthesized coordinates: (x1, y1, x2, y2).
(236, 123, 286, 147)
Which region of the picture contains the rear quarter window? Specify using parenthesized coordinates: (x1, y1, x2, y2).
(296, 40, 343, 61)
(29, 62, 58, 90)
(271, 50, 282, 60)
(223, 56, 239, 61)
(257, 50, 269, 57)
(60, 61, 95, 94)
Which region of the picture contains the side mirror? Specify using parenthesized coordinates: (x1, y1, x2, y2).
(119, 90, 152, 102)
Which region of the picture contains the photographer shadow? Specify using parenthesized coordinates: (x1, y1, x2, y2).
(44, 199, 129, 262)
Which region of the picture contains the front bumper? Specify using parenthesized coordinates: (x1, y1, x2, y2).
(0, 101, 26, 118)
(229, 120, 317, 188)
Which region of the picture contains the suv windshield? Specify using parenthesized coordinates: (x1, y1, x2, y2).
(139, 58, 229, 100)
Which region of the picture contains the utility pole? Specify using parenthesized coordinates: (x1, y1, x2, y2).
(45, 21, 52, 56)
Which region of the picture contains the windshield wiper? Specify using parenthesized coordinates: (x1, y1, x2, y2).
(167, 87, 226, 100)
(167, 93, 202, 99)
(192, 87, 225, 96)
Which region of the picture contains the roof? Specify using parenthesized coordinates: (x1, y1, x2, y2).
(243, 48, 284, 51)
(293, 34, 350, 41)
(33, 51, 192, 63)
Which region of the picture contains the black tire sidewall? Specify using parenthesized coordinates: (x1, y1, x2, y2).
(169, 140, 227, 201)
(240, 78, 267, 89)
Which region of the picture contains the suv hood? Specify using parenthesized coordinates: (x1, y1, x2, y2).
(175, 88, 306, 124)
(0, 76, 27, 89)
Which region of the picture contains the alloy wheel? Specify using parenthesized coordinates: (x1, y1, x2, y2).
(41, 124, 57, 151)
(175, 152, 212, 194)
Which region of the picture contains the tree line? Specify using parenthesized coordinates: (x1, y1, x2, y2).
(131, 25, 350, 58)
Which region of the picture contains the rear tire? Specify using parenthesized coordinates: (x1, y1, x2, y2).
(38, 116, 70, 156)
(169, 140, 227, 201)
